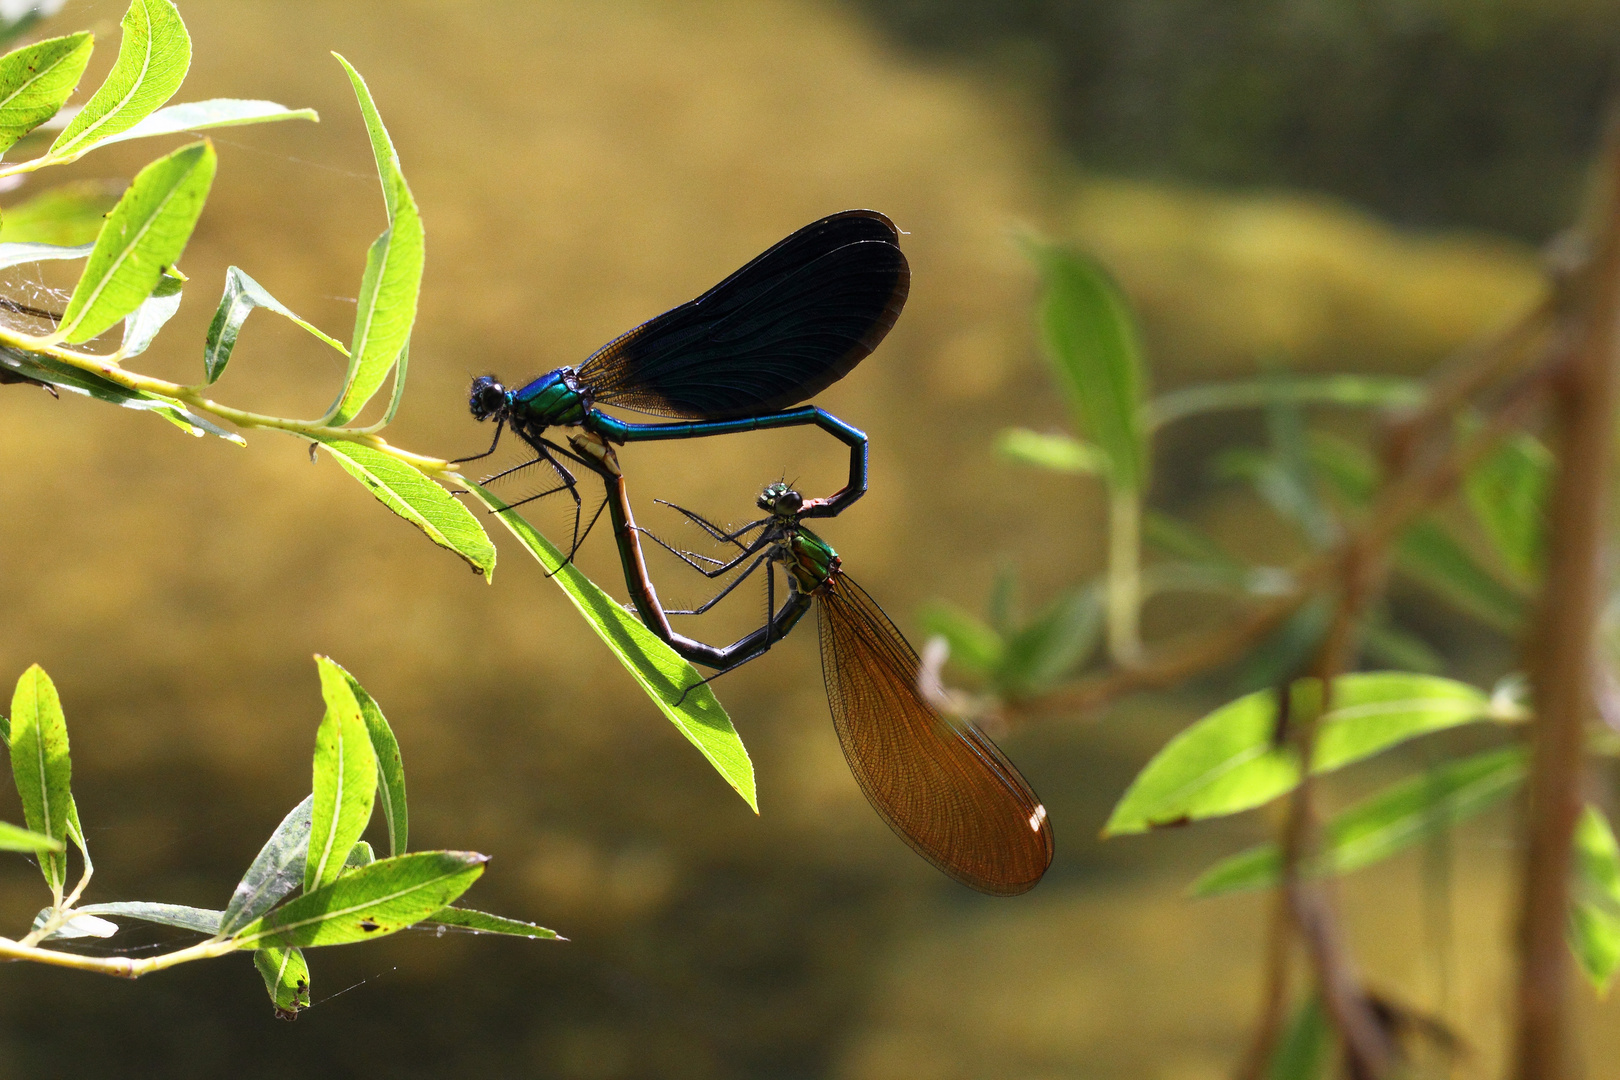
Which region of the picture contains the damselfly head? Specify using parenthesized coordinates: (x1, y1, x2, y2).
(469, 375, 508, 421)
(757, 481, 803, 516)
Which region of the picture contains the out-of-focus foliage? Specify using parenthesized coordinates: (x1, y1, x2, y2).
(854, 0, 1613, 240)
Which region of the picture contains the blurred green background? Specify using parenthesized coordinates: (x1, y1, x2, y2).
(0, 0, 1607, 1076)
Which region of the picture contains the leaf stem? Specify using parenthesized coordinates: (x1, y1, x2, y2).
(0, 934, 237, 978)
(1106, 485, 1143, 666)
(0, 324, 457, 475)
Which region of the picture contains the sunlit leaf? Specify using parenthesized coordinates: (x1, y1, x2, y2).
(0, 32, 93, 154)
(314, 438, 495, 578)
(1572, 901, 1620, 996)
(467, 483, 757, 812)
(0, 345, 243, 443)
(344, 839, 375, 869)
(235, 850, 485, 949)
(254, 945, 310, 1018)
(305, 656, 376, 893)
(0, 819, 61, 851)
(9, 664, 70, 893)
(118, 266, 182, 357)
(220, 795, 311, 936)
(75, 901, 223, 934)
(995, 427, 1108, 474)
(95, 98, 317, 148)
(316, 660, 408, 858)
(1105, 673, 1498, 836)
(0, 181, 120, 246)
(46, 0, 189, 164)
(322, 55, 422, 425)
(1191, 746, 1525, 896)
(1575, 804, 1620, 907)
(202, 265, 346, 384)
(425, 906, 561, 940)
(33, 909, 115, 939)
(1466, 433, 1550, 583)
(54, 139, 215, 343)
(1026, 241, 1146, 489)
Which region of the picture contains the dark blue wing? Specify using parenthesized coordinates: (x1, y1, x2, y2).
(578, 210, 909, 420)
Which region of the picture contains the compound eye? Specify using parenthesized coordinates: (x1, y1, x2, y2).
(779, 490, 803, 513)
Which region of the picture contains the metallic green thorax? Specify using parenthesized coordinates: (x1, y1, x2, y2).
(508, 368, 591, 431)
(785, 525, 839, 594)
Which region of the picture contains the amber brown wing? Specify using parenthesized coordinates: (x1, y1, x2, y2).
(816, 573, 1053, 895)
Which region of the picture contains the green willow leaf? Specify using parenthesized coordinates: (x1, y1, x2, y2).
(221, 795, 312, 936)
(75, 901, 223, 934)
(0, 32, 93, 154)
(344, 840, 375, 869)
(46, 0, 189, 164)
(314, 438, 495, 578)
(1267, 995, 1333, 1080)
(1105, 673, 1498, 836)
(1144, 374, 1423, 432)
(998, 588, 1101, 696)
(305, 656, 376, 893)
(1572, 901, 1620, 996)
(0, 182, 121, 246)
(55, 139, 215, 343)
(95, 98, 317, 148)
(1466, 433, 1551, 583)
(202, 265, 346, 384)
(425, 906, 560, 939)
(0, 346, 246, 444)
(995, 427, 1108, 475)
(1575, 804, 1620, 906)
(0, 820, 62, 852)
(236, 851, 486, 949)
(917, 600, 1004, 673)
(9, 664, 70, 893)
(322, 55, 423, 425)
(119, 267, 183, 358)
(254, 945, 310, 1018)
(1191, 746, 1525, 896)
(330, 663, 408, 858)
(0, 240, 92, 269)
(467, 483, 757, 812)
(1026, 241, 1147, 490)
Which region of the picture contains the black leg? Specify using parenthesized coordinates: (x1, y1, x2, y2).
(450, 420, 505, 465)
(664, 553, 771, 615)
(641, 525, 776, 578)
(655, 500, 771, 548)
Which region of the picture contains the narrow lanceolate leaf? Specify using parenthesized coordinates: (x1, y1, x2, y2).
(236, 851, 485, 949)
(917, 601, 1004, 674)
(323, 55, 423, 425)
(95, 98, 318, 148)
(1026, 241, 1147, 490)
(305, 656, 377, 893)
(119, 267, 183, 357)
(468, 483, 757, 811)
(46, 0, 189, 165)
(323, 660, 407, 857)
(1577, 805, 1620, 905)
(344, 840, 375, 869)
(202, 265, 346, 384)
(0, 820, 62, 852)
(0, 182, 121, 246)
(74, 902, 223, 934)
(1105, 673, 1498, 836)
(1396, 521, 1526, 632)
(1466, 433, 1551, 583)
(0, 240, 92, 269)
(220, 795, 312, 936)
(254, 946, 310, 1018)
(9, 664, 71, 893)
(1572, 901, 1620, 995)
(1190, 745, 1526, 896)
(1267, 995, 1333, 1080)
(1144, 374, 1424, 432)
(995, 427, 1108, 475)
(425, 907, 560, 939)
(998, 588, 1101, 696)
(0, 33, 93, 154)
(65, 795, 89, 877)
(315, 438, 495, 578)
(55, 139, 215, 343)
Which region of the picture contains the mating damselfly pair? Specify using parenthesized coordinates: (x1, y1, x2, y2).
(456, 210, 1053, 896)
